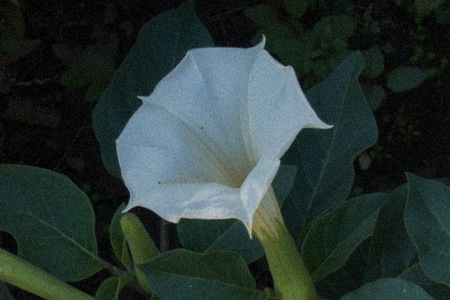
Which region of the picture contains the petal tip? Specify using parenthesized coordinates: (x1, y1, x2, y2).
(257, 35, 266, 49)
(307, 123, 334, 131)
(137, 95, 148, 103)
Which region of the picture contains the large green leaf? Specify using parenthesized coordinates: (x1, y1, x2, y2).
(92, 1, 214, 177)
(404, 173, 450, 287)
(341, 278, 433, 299)
(177, 165, 297, 263)
(302, 193, 385, 282)
(139, 249, 268, 300)
(282, 52, 378, 236)
(0, 164, 102, 282)
(364, 185, 417, 281)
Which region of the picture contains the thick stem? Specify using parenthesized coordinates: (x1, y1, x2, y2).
(253, 187, 318, 300)
(0, 248, 94, 300)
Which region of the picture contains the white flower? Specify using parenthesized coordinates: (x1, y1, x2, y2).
(116, 38, 331, 234)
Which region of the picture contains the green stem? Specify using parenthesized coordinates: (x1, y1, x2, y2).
(253, 187, 318, 300)
(261, 221, 318, 300)
(0, 248, 94, 300)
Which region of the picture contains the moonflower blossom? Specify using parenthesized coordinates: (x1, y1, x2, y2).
(117, 38, 331, 235)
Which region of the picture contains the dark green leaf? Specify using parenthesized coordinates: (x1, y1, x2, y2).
(273, 165, 297, 207)
(400, 263, 450, 299)
(364, 185, 417, 281)
(341, 278, 433, 299)
(95, 276, 131, 300)
(245, 5, 310, 74)
(0, 38, 40, 65)
(362, 84, 386, 111)
(244, 4, 279, 29)
(85, 81, 110, 103)
(405, 173, 450, 287)
(0, 282, 14, 300)
(311, 15, 357, 42)
(109, 203, 132, 269)
(282, 52, 378, 236)
(387, 66, 427, 93)
(283, 0, 316, 18)
(139, 249, 268, 300)
(415, 0, 445, 16)
(361, 46, 384, 79)
(175, 225, 265, 264)
(0, 164, 102, 282)
(92, 1, 214, 177)
(303, 193, 385, 282)
(178, 218, 263, 263)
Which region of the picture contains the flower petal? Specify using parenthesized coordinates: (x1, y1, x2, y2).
(142, 42, 266, 179)
(245, 49, 332, 161)
(117, 102, 267, 226)
(116, 39, 331, 229)
(240, 157, 280, 232)
(117, 105, 235, 195)
(132, 182, 249, 225)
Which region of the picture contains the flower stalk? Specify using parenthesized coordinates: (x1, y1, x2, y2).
(253, 187, 318, 300)
(0, 247, 93, 300)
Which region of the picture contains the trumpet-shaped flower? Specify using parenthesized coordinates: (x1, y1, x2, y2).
(117, 39, 331, 234)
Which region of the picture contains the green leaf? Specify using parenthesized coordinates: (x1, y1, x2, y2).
(85, 81, 110, 103)
(364, 185, 417, 281)
(245, 5, 310, 74)
(283, 0, 316, 19)
(311, 15, 357, 43)
(273, 165, 298, 207)
(178, 218, 263, 263)
(399, 263, 450, 299)
(341, 278, 434, 299)
(120, 213, 160, 264)
(244, 4, 279, 29)
(139, 249, 268, 300)
(405, 173, 450, 287)
(361, 46, 385, 79)
(109, 203, 132, 269)
(282, 52, 378, 235)
(362, 84, 386, 111)
(92, 1, 214, 177)
(0, 38, 41, 65)
(303, 193, 385, 282)
(0, 164, 102, 282)
(415, 0, 445, 15)
(177, 165, 297, 263)
(95, 276, 131, 300)
(387, 66, 427, 92)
